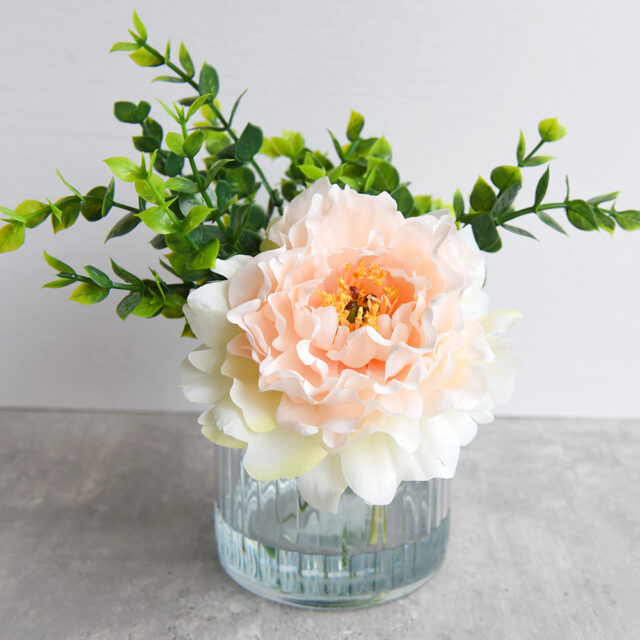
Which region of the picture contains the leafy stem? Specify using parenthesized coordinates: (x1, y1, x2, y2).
(136, 39, 284, 216)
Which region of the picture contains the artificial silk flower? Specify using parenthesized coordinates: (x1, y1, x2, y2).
(182, 178, 520, 512)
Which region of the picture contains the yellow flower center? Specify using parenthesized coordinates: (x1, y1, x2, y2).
(317, 260, 399, 331)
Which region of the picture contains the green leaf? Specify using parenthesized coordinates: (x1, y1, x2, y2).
(282, 130, 304, 157)
(298, 164, 326, 181)
(144, 117, 163, 143)
(611, 209, 640, 231)
(537, 211, 567, 235)
(43, 251, 73, 273)
(346, 110, 365, 141)
(129, 48, 163, 67)
(165, 176, 199, 194)
(235, 123, 263, 163)
(236, 228, 261, 255)
(84, 265, 112, 288)
(363, 167, 377, 192)
(588, 191, 619, 206)
(114, 101, 137, 123)
(104, 157, 143, 182)
(534, 167, 550, 207)
(413, 195, 433, 215)
(215, 180, 235, 212)
(134, 101, 151, 122)
(102, 179, 115, 218)
(228, 89, 248, 127)
(132, 296, 164, 318)
(81, 186, 107, 221)
(502, 223, 537, 240)
(453, 189, 464, 217)
(492, 181, 521, 217)
(132, 135, 159, 152)
(116, 291, 143, 320)
(15, 200, 49, 228)
(69, 282, 109, 305)
(490, 165, 522, 191)
(205, 131, 231, 157)
(366, 158, 400, 192)
(51, 197, 81, 233)
(183, 129, 205, 157)
(137, 206, 177, 234)
(471, 214, 502, 252)
(594, 210, 615, 235)
(198, 63, 219, 98)
(155, 99, 182, 124)
(110, 41, 138, 52)
(565, 199, 598, 231)
(0, 205, 26, 223)
(179, 42, 195, 78)
(368, 136, 392, 161)
(327, 130, 346, 162)
(188, 238, 220, 269)
(522, 155, 554, 167)
(165, 132, 186, 157)
(56, 170, 84, 200)
(469, 177, 496, 212)
(132, 10, 147, 41)
(152, 75, 184, 83)
(538, 117, 566, 142)
(135, 175, 166, 204)
(391, 185, 414, 216)
(110, 259, 142, 286)
(42, 278, 74, 289)
(186, 95, 211, 122)
(105, 211, 141, 241)
(47, 200, 62, 221)
(0, 223, 25, 253)
(181, 205, 213, 234)
(225, 166, 256, 197)
(516, 130, 526, 165)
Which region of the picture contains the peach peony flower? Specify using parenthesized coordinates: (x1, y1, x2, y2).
(182, 178, 519, 511)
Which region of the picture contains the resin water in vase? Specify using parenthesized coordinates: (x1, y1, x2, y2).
(214, 446, 451, 609)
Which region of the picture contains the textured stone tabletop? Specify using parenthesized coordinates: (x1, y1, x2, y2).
(0, 409, 638, 639)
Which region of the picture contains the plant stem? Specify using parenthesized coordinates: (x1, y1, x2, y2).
(74, 274, 140, 292)
(58, 194, 138, 213)
(178, 122, 231, 238)
(519, 140, 544, 167)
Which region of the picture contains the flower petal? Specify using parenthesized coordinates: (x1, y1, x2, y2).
(242, 429, 327, 481)
(297, 454, 347, 513)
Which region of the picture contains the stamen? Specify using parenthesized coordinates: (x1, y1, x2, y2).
(316, 260, 399, 332)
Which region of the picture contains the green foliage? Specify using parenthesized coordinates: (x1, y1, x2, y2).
(1, 12, 637, 333)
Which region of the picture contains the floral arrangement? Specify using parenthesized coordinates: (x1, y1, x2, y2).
(2, 13, 639, 512)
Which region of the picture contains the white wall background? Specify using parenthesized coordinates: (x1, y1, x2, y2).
(0, 0, 638, 417)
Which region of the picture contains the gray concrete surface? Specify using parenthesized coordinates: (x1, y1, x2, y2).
(0, 409, 638, 639)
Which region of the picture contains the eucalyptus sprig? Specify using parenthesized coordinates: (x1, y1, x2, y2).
(1, 11, 638, 337)
(451, 117, 640, 251)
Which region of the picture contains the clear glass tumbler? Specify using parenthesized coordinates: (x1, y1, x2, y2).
(214, 446, 451, 609)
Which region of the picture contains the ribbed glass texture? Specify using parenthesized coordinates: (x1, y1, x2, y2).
(214, 446, 451, 609)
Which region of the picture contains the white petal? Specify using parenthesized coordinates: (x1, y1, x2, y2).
(297, 454, 347, 513)
(222, 355, 281, 433)
(441, 411, 478, 447)
(180, 357, 231, 404)
(214, 254, 253, 279)
(242, 428, 327, 481)
(211, 396, 254, 443)
(479, 310, 522, 335)
(340, 432, 403, 505)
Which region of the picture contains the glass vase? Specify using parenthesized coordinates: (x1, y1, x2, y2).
(213, 445, 451, 609)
